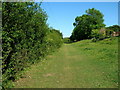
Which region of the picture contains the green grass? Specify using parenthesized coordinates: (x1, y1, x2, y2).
(14, 37, 118, 88)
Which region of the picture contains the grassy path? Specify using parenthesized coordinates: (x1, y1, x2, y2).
(14, 40, 118, 88)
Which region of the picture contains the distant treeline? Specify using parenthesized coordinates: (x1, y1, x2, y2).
(2, 2, 63, 88)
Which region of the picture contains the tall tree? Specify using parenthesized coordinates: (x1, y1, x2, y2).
(70, 8, 105, 41)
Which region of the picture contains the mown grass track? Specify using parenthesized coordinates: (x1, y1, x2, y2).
(14, 37, 118, 88)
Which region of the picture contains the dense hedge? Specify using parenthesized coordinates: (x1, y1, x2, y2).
(2, 2, 63, 88)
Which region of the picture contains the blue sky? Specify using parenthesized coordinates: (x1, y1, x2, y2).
(40, 2, 118, 37)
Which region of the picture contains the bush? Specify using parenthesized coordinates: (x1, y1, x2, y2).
(44, 29, 63, 52)
(91, 29, 100, 39)
(91, 29, 109, 41)
(2, 2, 63, 88)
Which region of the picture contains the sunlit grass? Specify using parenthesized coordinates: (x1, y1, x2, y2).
(14, 37, 118, 88)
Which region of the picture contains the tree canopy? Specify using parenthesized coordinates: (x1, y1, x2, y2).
(106, 25, 120, 32)
(70, 8, 105, 41)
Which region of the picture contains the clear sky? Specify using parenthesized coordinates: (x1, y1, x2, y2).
(40, 2, 118, 37)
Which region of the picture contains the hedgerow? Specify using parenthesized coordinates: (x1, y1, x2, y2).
(2, 2, 63, 88)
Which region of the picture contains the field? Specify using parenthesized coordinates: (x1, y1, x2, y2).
(14, 37, 118, 88)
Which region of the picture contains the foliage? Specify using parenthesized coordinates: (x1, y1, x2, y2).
(91, 29, 100, 39)
(70, 8, 105, 41)
(63, 37, 72, 43)
(91, 29, 100, 42)
(106, 25, 120, 32)
(91, 28, 107, 41)
(91, 26, 119, 42)
(44, 28, 63, 53)
(2, 2, 63, 88)
(106, 29, 114, 37)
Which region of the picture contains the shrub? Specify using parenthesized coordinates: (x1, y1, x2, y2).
(44, 29, 63, 52)
(2, 2, 63, 88)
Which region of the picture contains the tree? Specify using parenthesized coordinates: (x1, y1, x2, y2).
(70, 8, 105, 41)
(106, 25, 120, 32)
